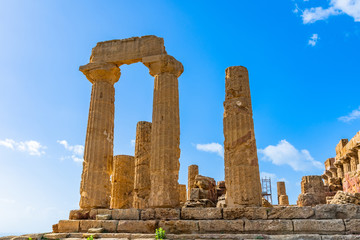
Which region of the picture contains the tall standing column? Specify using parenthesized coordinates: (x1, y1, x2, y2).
(144, 54, 183, 208)
(79, 62, 120, 209)
(223, 66, 262, 207)
(133, 121, 152, 209)
(277, 181, 289, 206)
(188, 165, 199, 199)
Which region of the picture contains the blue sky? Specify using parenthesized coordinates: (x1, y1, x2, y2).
(0, 0, 359, 235)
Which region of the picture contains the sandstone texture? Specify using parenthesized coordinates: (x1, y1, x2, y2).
(223, 66, 262, 207)
(110, 155, 135, 209)
(179, 184, 187, 203)
(330, 191, 360, 205)
(79, 62, 120, 209)
(133, 121, 152, 209)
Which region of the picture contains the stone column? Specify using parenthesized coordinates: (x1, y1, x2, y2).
(110, 155, 135, 209)
(334, 159, 344, 179)
(188, 165, 199, 199)
(223, 66, 262, 207)
(321, 174, 329, 186)
(179, 184, 187, 203)
(143, 54, 183, 208)
(133, 121, 152, 209)
(341, 157, 351, 174)
(79, 62, 120, 209)
(277, 182, 289, 206)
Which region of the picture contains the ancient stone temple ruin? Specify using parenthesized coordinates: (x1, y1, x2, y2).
(22, 35, 360, 240)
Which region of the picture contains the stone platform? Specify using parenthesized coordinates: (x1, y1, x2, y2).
(45, 205, 360, 239)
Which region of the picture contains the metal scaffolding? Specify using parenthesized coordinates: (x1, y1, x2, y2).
(261, 177, 273, 204)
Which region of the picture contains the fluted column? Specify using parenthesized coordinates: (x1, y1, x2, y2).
(341, 156, 351, 174)
(188, 165, 199, 199)
(79, 62, 120, 209)
(334, 159, 344, 178)
(144, 54, 183, 208)
(110, 155, 135, 209)
(133, 121, 152, 209)
(223, 66, 262, 207)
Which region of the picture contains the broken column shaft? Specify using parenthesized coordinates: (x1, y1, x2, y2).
(188, 164, 199, 200)
(223, 66, 262, 207)
(110, 155, 135, 209)
(133, 121, 152, 209)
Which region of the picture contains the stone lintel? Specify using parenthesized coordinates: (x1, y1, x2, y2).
(90, 35, 167, 65)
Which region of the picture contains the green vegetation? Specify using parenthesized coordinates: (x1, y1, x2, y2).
(87, 235, 94, 240)
(155, 227, 166, 239)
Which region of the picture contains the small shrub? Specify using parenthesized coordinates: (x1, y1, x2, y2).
(87, 235, 94, 240)
(155, 227, 166, 239)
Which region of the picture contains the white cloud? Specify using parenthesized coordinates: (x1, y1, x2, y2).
(300, 0, 360, 24)
(258, 140, 323, 171)
(57, 140, 84, 162)
(0, 139, 46, 156)
(308, 33, 320, 46)
(338, 106, 360, 122)
(130, 139, 136, 147)
(196, 142, 224, 158)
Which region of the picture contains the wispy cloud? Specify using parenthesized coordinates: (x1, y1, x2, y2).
(308, 33, 319, 46)
(130, 139, 136, 147)
(297, 0, 360, 24)
(196, 142, 224, 158)
(258, 140, 322, 171)
(57, 140, 84, 162)
(0, 139, 46, 156)
(338, 106, 360, 122)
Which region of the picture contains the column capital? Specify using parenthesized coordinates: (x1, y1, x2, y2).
(79, 62, 120, 84)
(143, 54, 183, 77)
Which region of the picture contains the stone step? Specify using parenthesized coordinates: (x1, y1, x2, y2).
(6, 233, 360, 240)
(55, 219, 360, 235)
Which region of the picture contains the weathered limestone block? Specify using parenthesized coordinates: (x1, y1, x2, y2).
(244, 220, 293, 233)
(192, 175, 217, 203)
(79, 62, 120, 209)
(179, 184, 187, 203)
(133, 121, 152, 209)
(111, 209, 140, 220)
(297, 176, 326, 207)
(141, 208, 180, 220)
(89, 209, 112, 219)
(79, 220, 118, 233)
(57, 220, 80, 233)
(117, 220, 157, 233)
(158, 220, 199, 234)
(267, 206, 315, 219)
(96, 214, 111, 220)
(110, 155, 135, 209)
(223, 66, 262, 207)
(188, 165, 199, 199)
(69, 210, 90, 220)
(345, 219, 360, 234)
(90, 35, 167, 65)
(181, 208, 222, 220)
(198, 220, 244, 233)
(330, 191, 360, 205)
(293, 219, 345, 234)
(223, 207, 268, 220)
(184, 199, 216, 208)
(143, 54, 183, 208)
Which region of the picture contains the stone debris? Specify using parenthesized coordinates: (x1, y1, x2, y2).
(262, 197, 273, 207)
(223, 66, 262, 207)
(297, 176, 326, 207)
(330, 191, 360, 205)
